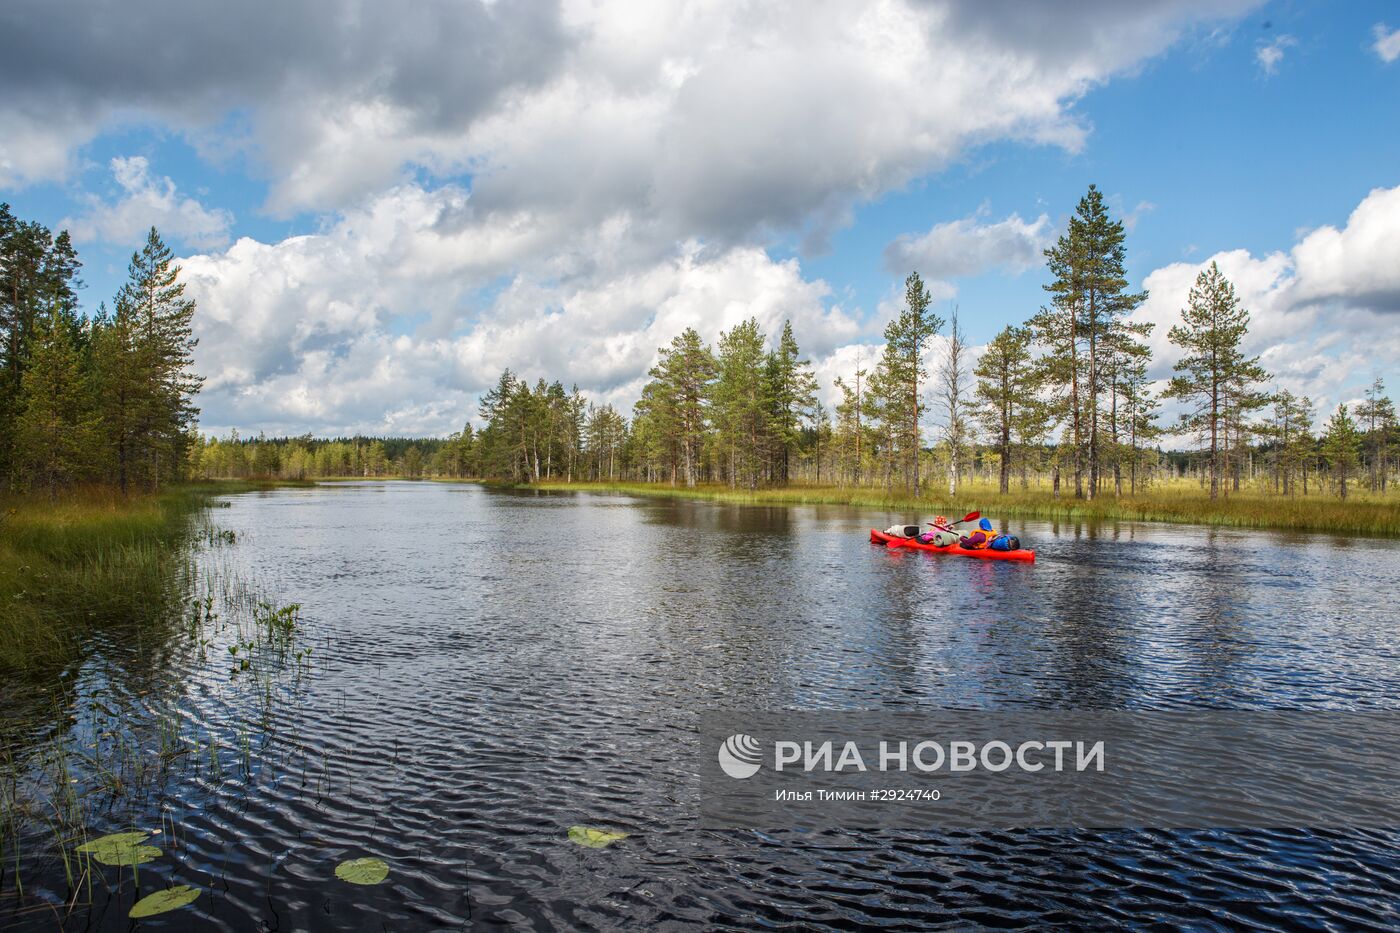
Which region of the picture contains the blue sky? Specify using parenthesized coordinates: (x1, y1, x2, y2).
(796, 1, 1400, 342)
(2, 0, 1397, 435)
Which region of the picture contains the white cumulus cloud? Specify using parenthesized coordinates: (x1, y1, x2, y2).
(885, 211, 1055, 279)
(64, 157, 233, 250)
(1132, 183, 1400, 420)
(179, 184, 863, 435)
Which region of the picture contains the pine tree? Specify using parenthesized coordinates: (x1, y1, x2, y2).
(1356, 378, 1394, 493)
(810, 398, 831, 483)
(1032, 185, 1146, 500)
(833, 352, 869, 486)
(1163, 262, 1268, 500)
(1101, 320, 1153, 496)
(1321, 403, 1361, 500)
(766, 320, 817, 484)
(402, 445, 424, 478)
(872, 272, 943, 495)
(90, 302, 139, 491)
(973, 324, 1035, 494)
(1289, 394, 1316, 496)
(648, 328, 716, 487)
(1117, 348, 1160, 495)
(713, 318, 770, 489)
(585, 403, 628, 481)
(936, 307, 969, 497)
(476, 369, 523, 479)
(101, 227, 203, 490)
(13, 314, 95, 497)
(2, 208, 84, 485)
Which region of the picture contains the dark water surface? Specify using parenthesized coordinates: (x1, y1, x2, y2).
(6, 481, 1400, 930)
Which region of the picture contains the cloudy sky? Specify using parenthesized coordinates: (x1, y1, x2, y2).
(2, 0, 1398, 437)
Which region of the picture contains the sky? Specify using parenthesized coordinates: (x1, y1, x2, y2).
(1, 0, 1398, 438)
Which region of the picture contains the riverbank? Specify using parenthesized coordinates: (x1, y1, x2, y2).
(516, 479, 1400, 537)
(0, 480, 289, 677)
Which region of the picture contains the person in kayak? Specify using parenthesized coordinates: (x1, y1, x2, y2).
(960, 517, 996, 550)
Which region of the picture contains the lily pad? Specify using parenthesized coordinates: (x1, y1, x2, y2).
(130, 885, 200, 918)
(76, 832, 162, 866)
(334, 857, 389, 885)
(567, 826, 630, 849)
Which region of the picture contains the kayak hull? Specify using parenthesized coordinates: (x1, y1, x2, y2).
(870, 529, 1036, 562)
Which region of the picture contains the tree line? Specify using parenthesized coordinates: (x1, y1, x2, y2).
(193, 434, 463, 480)
(6, 193, 1394, 503)
(451, 186, 1394, 501)
(1, 207, 201, 498)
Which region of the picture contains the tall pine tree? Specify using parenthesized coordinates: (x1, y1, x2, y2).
(1163, 262, 1267, 500)
(98, 227, 203, 491)
(872, 272, 942, 495)
(13, 313, 95, 498)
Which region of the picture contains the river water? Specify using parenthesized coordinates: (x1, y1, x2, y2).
(5, 481, 1400, 930)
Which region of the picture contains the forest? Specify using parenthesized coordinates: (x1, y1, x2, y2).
(0, 209, 200, 499)
(203, 187, 1394, 505)
(2, 188, 1395, 506)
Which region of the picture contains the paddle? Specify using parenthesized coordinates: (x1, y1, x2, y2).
(887, 511, 981, 548)
(927, 511, 980, 532)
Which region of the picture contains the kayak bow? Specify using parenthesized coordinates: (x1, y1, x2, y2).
(870, 528, 1036, 563)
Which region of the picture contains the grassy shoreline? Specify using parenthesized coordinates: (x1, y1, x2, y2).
(512, 479, 1400, 538)
(0, 480, 289, 676)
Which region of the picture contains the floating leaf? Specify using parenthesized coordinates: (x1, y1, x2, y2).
(77, 831, 146, 853)
(567, 826, 630, 849)
(77, 832, 162, 865)
(102, 845, 162, 866)
(130, 885, 200, 918)
(334, 857, 388, 885)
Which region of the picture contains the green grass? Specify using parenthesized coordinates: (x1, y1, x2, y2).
(515, 478, 1400, 537)
(0, 481, 286, 678)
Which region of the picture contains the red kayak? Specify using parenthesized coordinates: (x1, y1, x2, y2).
(870, 528, 1036, 563)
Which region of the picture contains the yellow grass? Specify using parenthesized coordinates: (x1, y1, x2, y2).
(518, 478, 1400, 537)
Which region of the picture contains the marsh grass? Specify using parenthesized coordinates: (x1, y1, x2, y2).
(519, 478, 1400, 537)
(1, 489, 197, 678)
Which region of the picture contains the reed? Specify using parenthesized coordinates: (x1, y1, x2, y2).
(518, 479, 1400, 537)
(0, 484, 261, 676)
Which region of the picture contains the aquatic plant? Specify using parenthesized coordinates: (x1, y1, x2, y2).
(0, 489, 318, 915)
(335, 856, 389, 884)
(129, 884, 200, 918)
(567, 826, 630, 848)
(75, 831, 160, 866)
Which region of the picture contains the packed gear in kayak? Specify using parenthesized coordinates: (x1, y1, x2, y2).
(871, 511, 1033, 562)
(884, 524, 922, 538)
(870, 528, 1035, 562)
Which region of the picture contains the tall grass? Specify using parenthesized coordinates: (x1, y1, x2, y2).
(1, 481, 309, 905)
(0, 485, 232, 678)
(519, 479, 1400, 537)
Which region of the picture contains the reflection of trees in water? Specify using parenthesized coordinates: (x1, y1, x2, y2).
(1183, 527, 1254, 701)
(1035, 521, 1144, 710)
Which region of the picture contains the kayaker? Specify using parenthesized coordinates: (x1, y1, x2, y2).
(956, 517, 994, 550)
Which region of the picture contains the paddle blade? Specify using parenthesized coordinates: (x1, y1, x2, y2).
(961, 511, 980, 524)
